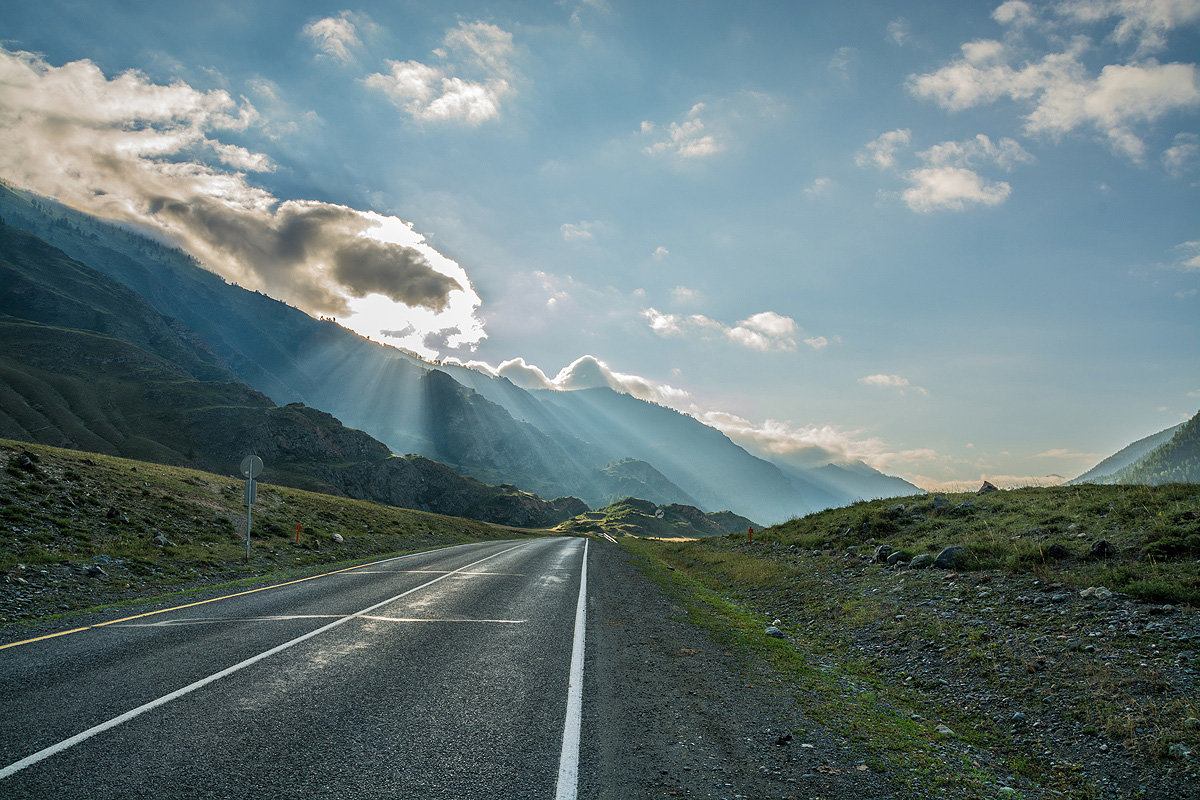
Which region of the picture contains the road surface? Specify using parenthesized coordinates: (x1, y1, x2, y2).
(1, 538, 588, 799)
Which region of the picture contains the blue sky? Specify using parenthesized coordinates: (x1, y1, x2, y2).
(1, 0, 1197, 489)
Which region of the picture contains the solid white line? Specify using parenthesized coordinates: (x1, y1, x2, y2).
(112, 615, 527, 627)
(554, 538, 589, 800)
(0, 542, 526, 781)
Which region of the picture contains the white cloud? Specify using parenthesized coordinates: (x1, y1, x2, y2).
(918, 134, 1034, 169)
(364, 21, 514, 125)
(670, 285, 701, 304)
(860, 131, 1031, 212)
(902, 166, 1012, 212)
(0, 46, 485, 358)
(652, 245, 670, 260)
(1034, 447, 1103, 459)
(805, 177, 833, 195)
(907, 27, 1200, 162)
(909, 474, 1066, 492)
(1055, 0, 1200, 56)
(993, 1, 1039, 28)
(642, 308, 813, 352)
(859, 373, 930, 396)
(856, 129, 912, 169)
(643, 103, 722, 159)
(828, 47, 856, 80)
(561, 220, 601, 241)
(466, 355, 692, 408)
(1170, 240, 1200, 270)
(1163, 132, 1200, 175)
(699, 411, 944, 473)
(303, 12, 373, 64)
(887, 18, 912, 46)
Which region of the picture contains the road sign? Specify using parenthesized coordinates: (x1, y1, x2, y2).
(241, 455, 263, 562)
(240, 455, 263, 479)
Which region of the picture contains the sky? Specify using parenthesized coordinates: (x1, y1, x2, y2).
(0, 0, 1197, 490)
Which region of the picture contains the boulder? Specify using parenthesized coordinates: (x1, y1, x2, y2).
(977, 481, 999, 495)
(1088, 539, 1119, 560)
(886, 550, 908, 566)
(909, 553, 935, 569)
(764, 626, 785, 639)
(872, 544, 894, 563)
(933, 545, 966, 570)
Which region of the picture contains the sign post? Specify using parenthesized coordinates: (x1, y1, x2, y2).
(240, 455, 263, 562)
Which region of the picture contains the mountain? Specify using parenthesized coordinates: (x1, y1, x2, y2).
(556, 497, 758, 539)
(0, 221, 583, 528)
(0, 182, 920, 521)
(1111, 412, 1200, 485)
(1069, 421, 1189, 485)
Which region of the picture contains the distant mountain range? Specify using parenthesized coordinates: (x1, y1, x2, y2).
(1070, 413, 1199, 485)
(0, 182, 919, 522)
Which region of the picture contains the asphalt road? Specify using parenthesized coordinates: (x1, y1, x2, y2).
(0, 538, 589, 800)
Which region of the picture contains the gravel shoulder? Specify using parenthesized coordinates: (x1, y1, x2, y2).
(580, 539, 899, 800)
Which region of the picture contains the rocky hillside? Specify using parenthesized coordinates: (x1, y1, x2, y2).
(635, 482, 1200, 799)
(0, 222, 584, 528)
(557, 497, 758, 539)
(0, 182, 919, 522)
(0, 440, 523, 624)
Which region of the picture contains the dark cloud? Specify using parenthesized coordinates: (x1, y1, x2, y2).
(148, 194, 461, 315)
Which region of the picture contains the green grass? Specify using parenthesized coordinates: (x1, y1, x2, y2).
(621, 483, 1200, 798)
(0, 438, 539, 619)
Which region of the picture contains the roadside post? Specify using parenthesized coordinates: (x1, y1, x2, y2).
(240, 455, 263, 562)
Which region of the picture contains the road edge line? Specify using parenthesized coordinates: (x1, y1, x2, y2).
(554, 537, 589, 800)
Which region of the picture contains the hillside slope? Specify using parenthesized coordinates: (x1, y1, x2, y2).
(1115, 410, 1200, 485)
(0, 223, 582, 527)
(1070, 422, 1186, 484)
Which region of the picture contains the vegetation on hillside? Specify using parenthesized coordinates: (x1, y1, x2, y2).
(1115, 411, 1200, 486)
(0, 439, 527, 623)
(625, 483, 1200, 798)
(556, 497, 757, 539)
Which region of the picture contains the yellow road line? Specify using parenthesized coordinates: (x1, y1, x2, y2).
(0, 550, 431, 652)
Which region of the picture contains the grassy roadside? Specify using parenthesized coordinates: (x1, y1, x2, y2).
(622, 484, 1200, 800)
(1, 439, 540, 625)
(623, 537, 1016, 799)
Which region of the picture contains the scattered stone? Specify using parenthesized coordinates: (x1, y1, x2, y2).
(1043, 543, 1071, 560)
(933, 545, 967, 570)
(1050, 593, 1070, 604)
(936, 724, 956, 738)
(1168, 743, 1192, 760)
(998, 789, 1017, 798)
(331, 532, 344, 543)
(1012, 712, 1028, 725)
(932, 497, 950, 510)
(765, 626, 785, 638)
(1088, 539, 1119, 560)
(873, 544, 894, 563)
(886, 551, 907, 566)
(953, 502, 977, 514)
(1185, 717, 1200, 732)
(909, 553, 935, 570)
(774, 732, 792, 745)
(887, 504, 905, 513)
(1080, 586, 1115, 601)
(84, 565, 107, 578)
(153, 534, 175, 547)
(977, 481, 999, 495)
